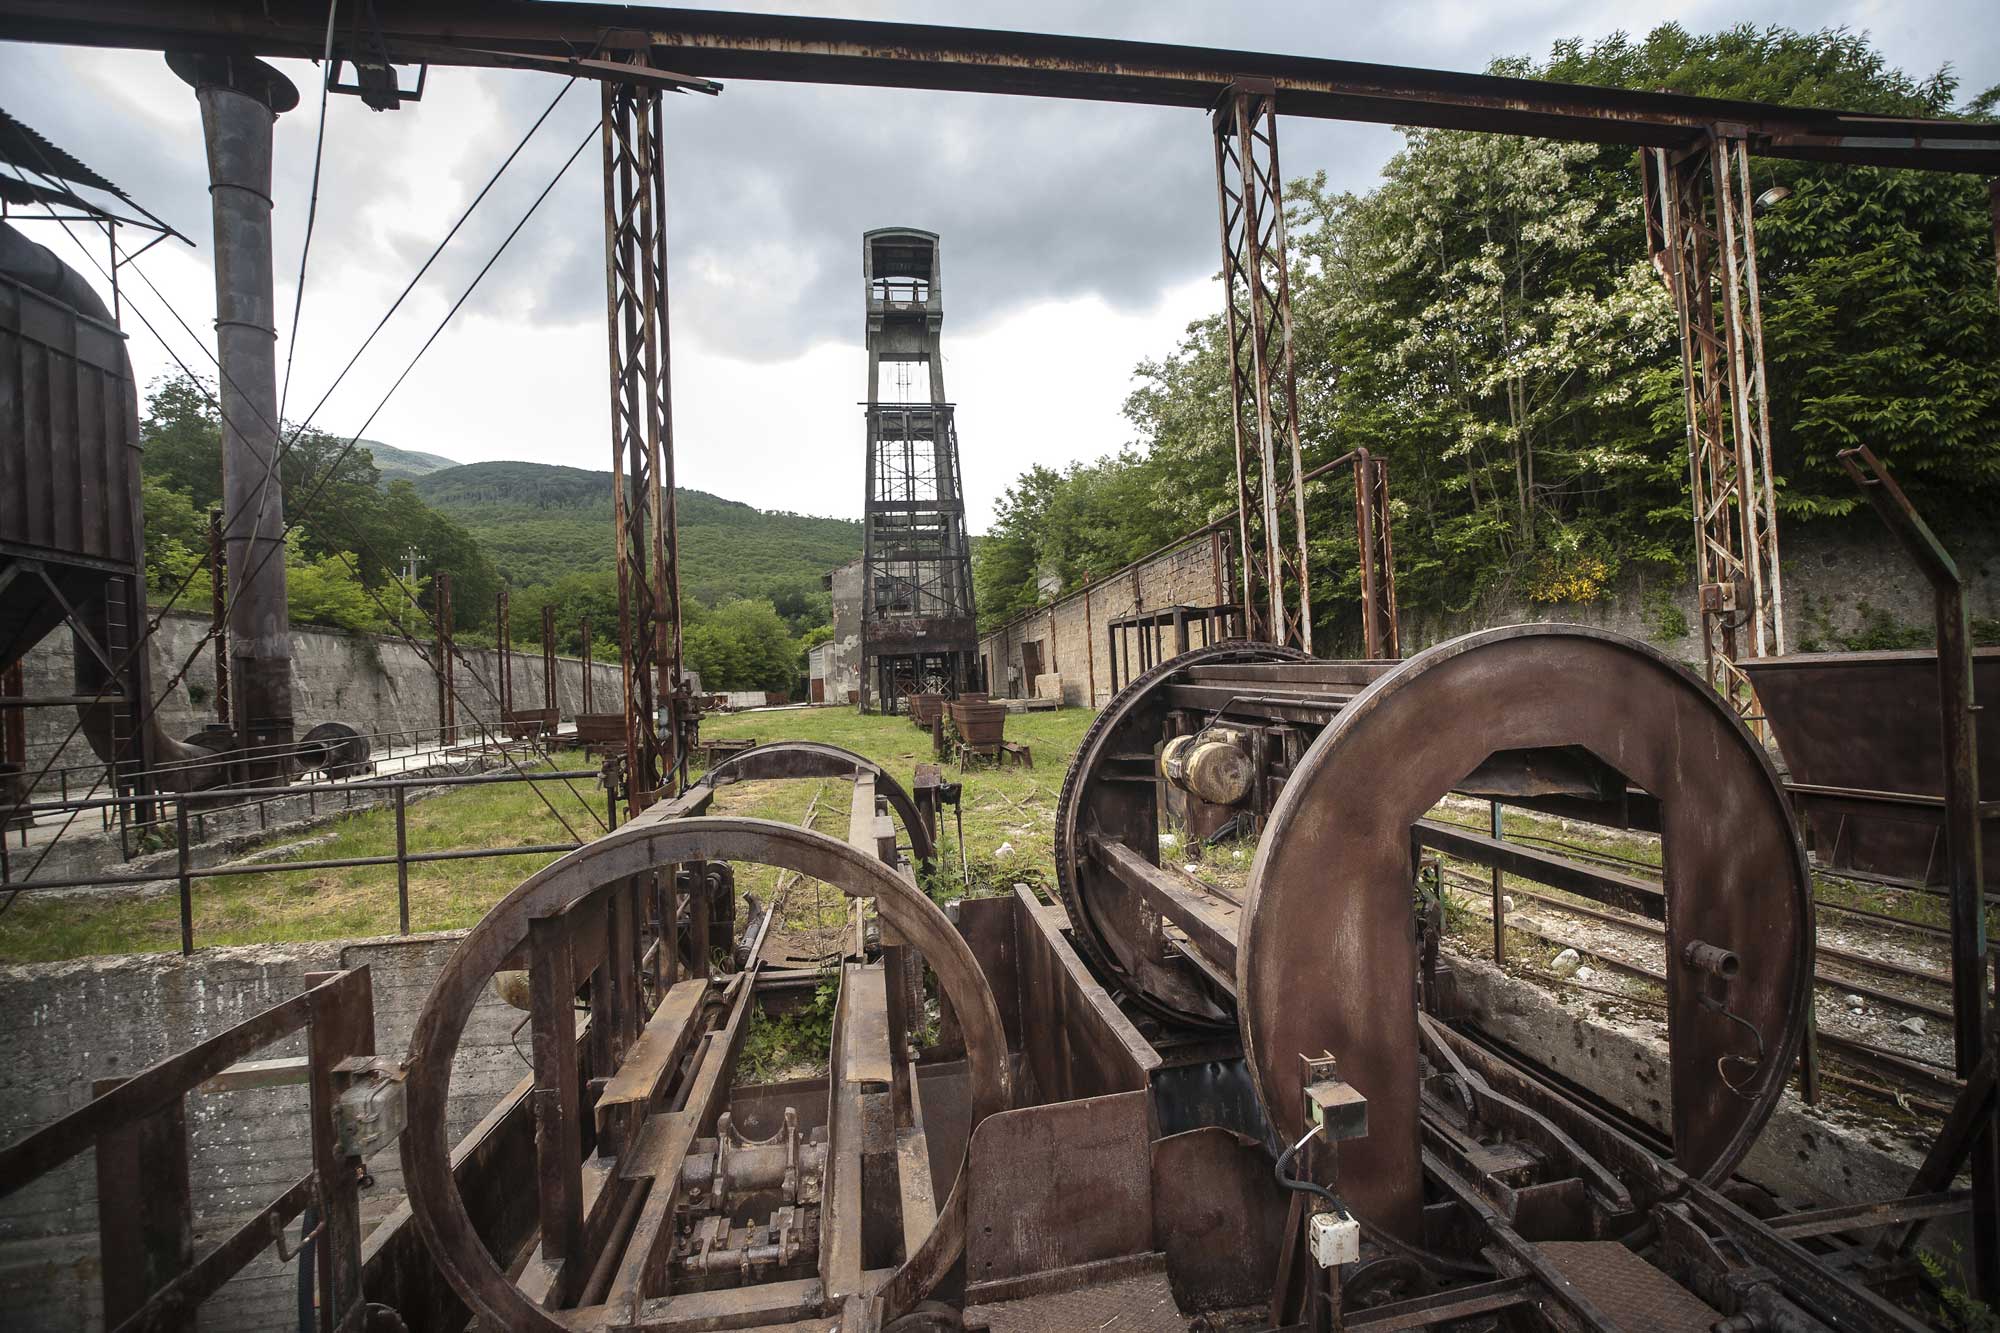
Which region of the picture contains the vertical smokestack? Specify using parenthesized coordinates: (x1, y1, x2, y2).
(169, 53, 300, 782)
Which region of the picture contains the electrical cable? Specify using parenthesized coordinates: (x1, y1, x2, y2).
(277, 0, 342, 426)
(4, 115, 606, 888)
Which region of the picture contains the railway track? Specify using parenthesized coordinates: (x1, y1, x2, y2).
(1423, 823, 1967, 1115)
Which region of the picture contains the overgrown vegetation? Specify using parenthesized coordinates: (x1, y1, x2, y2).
(973, 25, 2000, 650)
(139, 374, 499, 637)
(138, 377, 856, 689)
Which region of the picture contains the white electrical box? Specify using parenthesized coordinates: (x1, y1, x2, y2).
(1307, 1210, 1360, 1268)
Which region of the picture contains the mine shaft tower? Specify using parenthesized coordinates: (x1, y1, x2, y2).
(859, 228, 978, 712)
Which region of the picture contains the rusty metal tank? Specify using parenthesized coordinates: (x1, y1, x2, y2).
(1743, 648, 2000, 886)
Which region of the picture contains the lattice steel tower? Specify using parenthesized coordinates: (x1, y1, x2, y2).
(859, 228, 978, 712)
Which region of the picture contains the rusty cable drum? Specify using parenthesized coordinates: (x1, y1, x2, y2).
(708, 740, 938, 868)
(398, 816, 1011, 1332)
(1055, 640, 1312, 1030)
(1238, 625, 1812, 1243)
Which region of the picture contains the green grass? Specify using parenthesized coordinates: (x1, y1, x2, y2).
(697, 705, 1095, 902)
(0, 708, 1097, 965)
(0, 752, 609, 963)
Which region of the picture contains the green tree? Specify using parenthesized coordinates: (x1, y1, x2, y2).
(684, 599, 799, 693)
(138, 474, 206, 600)
(981, 24, 2000, 652)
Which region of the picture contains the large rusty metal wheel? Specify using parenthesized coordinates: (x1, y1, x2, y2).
(1238, 625, 1812, 1242)
(399, 816, 1010, 1332)
(1056, 640, 1311, 1029)
(708, 740, 938, 868)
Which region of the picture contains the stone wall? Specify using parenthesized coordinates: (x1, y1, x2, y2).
(0, 933, 519, 1332)
(978, 529, 1232, 708)
(17, 611, 624, 791)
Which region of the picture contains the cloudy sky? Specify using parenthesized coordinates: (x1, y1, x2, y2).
(3, 1, 1995, 530)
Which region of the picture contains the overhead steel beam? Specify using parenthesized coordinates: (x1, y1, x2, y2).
(4, 2, 1998, 173)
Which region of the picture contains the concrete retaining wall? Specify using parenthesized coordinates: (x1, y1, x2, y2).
(0, 933, 519, 1332)
(1401, 525, 2000, 665)
(17, 611, 623, 792)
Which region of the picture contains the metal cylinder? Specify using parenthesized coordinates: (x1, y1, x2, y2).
(1161, 731, 1255, 807)
(173, 53, 299, 783)
(1681, 940, 1741, 979)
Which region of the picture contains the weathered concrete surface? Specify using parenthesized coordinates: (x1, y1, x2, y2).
(824, 557, 864, 704)
(0, 933, 517, 1332)
(1403, 526, 2000, 665)
(1447, 947, 1943, 1215)
(18, 610, 622, 794)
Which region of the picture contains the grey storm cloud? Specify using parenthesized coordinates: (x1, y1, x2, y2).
(4, 0, 1996, 375)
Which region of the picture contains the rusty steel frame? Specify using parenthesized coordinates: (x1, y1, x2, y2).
(602, 75, 686, 815)
(0, 967, 377, 1331)
(1213, 81, 1312, 653)
(18, 3, 2000, 174)
(1833, 444, 1996, 1300)
(1645, 139, 1786, 731)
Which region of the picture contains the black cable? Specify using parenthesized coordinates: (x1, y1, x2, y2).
(278, 0, 342, 425)
(1275, 1124, 1341, 1208)
(6, 116, 605, 881)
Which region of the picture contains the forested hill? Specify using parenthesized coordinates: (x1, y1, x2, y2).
(413, 460, 861, 604)
(356, 438, 459, 483)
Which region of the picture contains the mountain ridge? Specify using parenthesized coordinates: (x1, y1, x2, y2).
(412, 459, 861, 604)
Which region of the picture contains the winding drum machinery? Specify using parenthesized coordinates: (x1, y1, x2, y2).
(354, 625, 1938, 1333)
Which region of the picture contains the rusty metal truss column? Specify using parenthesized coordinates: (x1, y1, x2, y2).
(1645, 136, 1785, 729)
(1213, 80, 1312, 653)
(602, 78, 684, 813)
(1353, 448, 1400, 659)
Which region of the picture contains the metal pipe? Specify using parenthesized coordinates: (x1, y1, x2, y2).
(172, 53, 300, 785)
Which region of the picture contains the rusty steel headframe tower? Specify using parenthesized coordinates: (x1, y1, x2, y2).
(859, 228, 978, 713)
(600, 72, 705, 813)
(1645, 138, 1786, 730)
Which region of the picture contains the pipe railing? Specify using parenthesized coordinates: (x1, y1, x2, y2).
(1, 767, 603, 954)
(5, 721, 584, 855)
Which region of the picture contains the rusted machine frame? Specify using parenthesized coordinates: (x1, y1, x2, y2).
(1644, 138, 1786, 731)
(1213, 80, 1312, 653)
(706, 739, 938, 871)
(1834, 444, 1996, 1300)
(602, 73, 689, 814)
(396, 814, 1009, 1332)
(0, 967, 378, 1331)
